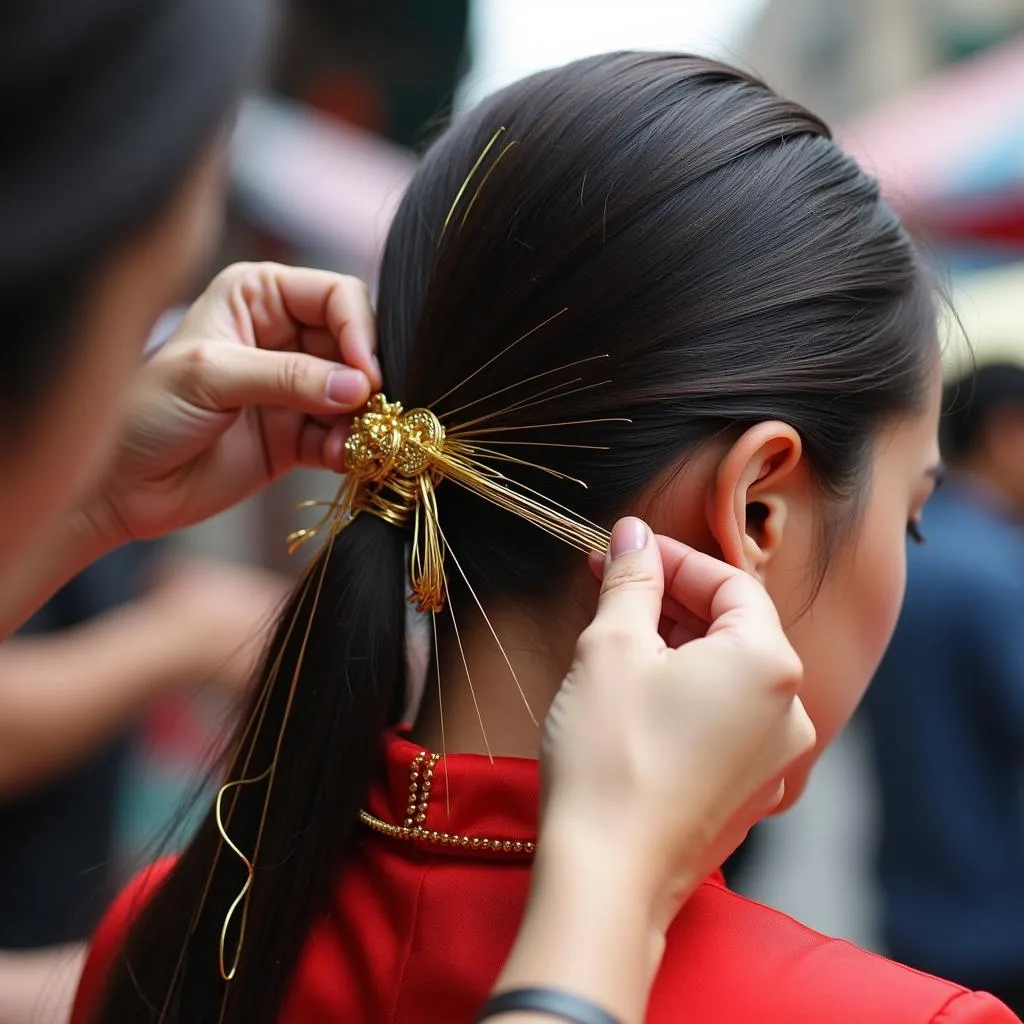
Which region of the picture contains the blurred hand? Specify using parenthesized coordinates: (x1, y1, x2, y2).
(540, 517, 815, 927)
(142, 557, 289, 696)
(82, 262, 379, 548)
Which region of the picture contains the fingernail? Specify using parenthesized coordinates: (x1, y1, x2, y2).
(327, 367, 367, 406)
(609, 517, 648, 560)
(370, 354, 382, 383)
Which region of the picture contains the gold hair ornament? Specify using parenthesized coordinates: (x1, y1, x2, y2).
(287, 392, 611, 615)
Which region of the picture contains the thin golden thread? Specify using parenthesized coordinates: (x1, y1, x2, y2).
(437, 520, 537, 726)
(456, 379, 616, 433)
(461, 439, 610, 451)
(440, 354, 610, 422)
(438, 126, 506, 244)
(409, 474, 445, 613)
(455, 416, 632, 439)
(458, 139, 519, 230)
(487, 473, 608, 535)
(287, 477, 351, 554)
(444, 377, 583, 429)
(160, 562, 321, 1023)
(194, 562, 318, 893)
(214, 766, 271, 979)
(442, 567, 492, 762)
(438, 468, 606, 550)
(431, 448, 608, 551)
(430, 308, 568, 412)
(430, 611, 451, 818)
(447, 440, 590, 488)
(448, 377, 587, 431)
(216, 530, 336, 982)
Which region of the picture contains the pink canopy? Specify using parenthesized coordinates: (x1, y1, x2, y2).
(839, 36, 1024, 246)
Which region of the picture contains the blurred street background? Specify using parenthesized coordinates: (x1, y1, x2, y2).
(4, 0, 1023, 990)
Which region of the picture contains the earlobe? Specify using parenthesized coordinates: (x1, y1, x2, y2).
(706, 422, 802, 582)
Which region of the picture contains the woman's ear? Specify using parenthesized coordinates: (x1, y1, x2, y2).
(707, 422, 803, 582)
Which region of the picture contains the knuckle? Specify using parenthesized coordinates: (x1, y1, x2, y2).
(761, 643, 804, 696)
(601, 564, 659, 594)
(576, 623, 637, 660)
(277, 356, 313, 397)
(574, 626, 606, 662)
(213, 261, 254, 288)
(166, 342, 223, 403)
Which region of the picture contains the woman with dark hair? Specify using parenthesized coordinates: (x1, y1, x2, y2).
(1, 5, 814, 1024)
(70, 51, 1015, 1024)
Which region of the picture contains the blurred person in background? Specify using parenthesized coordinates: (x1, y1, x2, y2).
(0, 3, 815, 1023)
(0, 550, 286, 1024)
(864, 362, 1024, 1016)
(274, 0, 469, 146)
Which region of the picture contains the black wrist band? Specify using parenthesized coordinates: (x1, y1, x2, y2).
(476, 987, 624, 1024)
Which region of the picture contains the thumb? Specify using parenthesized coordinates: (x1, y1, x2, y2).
(589, 517, 665, 640)
(173, 343, 372, 415)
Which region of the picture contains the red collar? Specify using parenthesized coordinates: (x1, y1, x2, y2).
(363, 730, 726, 887)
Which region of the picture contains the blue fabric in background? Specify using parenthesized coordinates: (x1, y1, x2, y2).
(862, 480, 1024, 982)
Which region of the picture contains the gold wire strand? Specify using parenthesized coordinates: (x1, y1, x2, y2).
(430, 611, 451, 818)
(458, 139, 519, 231)
(442, 568, 493, 763)
(446, 440, 591, 488)
(438, 126, 507, 244)
(288, 477, 352, 554)
(442, 377, 582, 429)
(214, 766, 271, 980)
(440, 354, 610, 422)
(437, 521, 537, 725)
(216, 530, 337, 982)
(429, 308, 568, 412)
(453, 379, 616, 433)
(458, 440, 610, 450)
(455, 416, 632, 439)
(173, 557, 322, 1021)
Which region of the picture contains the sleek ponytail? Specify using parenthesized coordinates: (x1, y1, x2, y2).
(95, 51, 936, 1022)
(94, 513, 408, 1022)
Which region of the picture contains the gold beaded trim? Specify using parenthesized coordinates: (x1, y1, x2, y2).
(358, 750, 536, 856)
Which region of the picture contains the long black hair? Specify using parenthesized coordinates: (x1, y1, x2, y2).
(94, 52, 936, 1023)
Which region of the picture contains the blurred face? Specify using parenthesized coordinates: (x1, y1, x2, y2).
(982, 404, 1024, 518)
(764, 368, 944, 808)
(0, 142, 226, 574)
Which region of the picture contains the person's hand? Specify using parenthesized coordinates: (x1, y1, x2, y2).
(140, 556, 290, 696)
(82, 263, 379, 548)
(540, 516, 816, 928)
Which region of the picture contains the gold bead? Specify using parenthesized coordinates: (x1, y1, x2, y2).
(514, 842, 523, 853)
(416, 814, 426, 823)
(404, 818, 414, 828)
(471, 838, 481, 848)
(418, 802, 428, 813)
(460, 837, 470, 847)
(480, 839, 491, 850)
